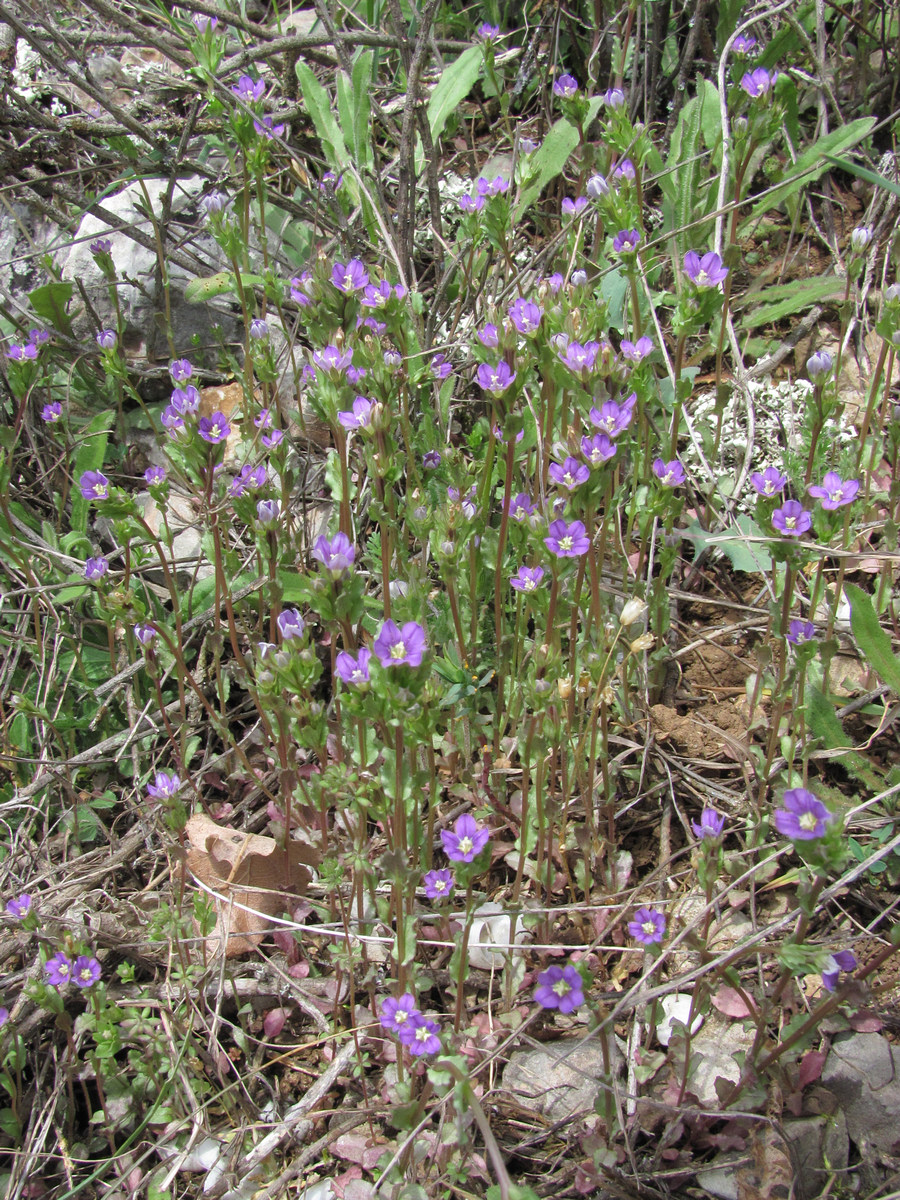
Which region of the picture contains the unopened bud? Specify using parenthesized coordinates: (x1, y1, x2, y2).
(619, 597, 647, 625)
(557, 676, 573, 699)
(630, 632, 655, 653)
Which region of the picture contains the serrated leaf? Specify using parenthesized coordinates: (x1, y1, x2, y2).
(845, 582, 900, 693)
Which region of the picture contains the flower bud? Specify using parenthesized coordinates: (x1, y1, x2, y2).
(619, 597, 648, 625)
(557, 676, 573, 699)
(850, 226, 872, 253)
(630, 632, 655, 653)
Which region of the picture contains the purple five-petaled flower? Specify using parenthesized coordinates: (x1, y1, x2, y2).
(807, 350, 833, 379)
(277, 609, 305, 641)
(652, 458, 686, 487)
(6, 894, 32, 919)
(79, 470, 110, 501)
(441, 813, 490, 863)
(373, 619, 427, 667)
(312, 532, 356, 577)
(45, 952, 73, 988)
(84, 557, 109, 581)
(96, 329, 117, 350)
(338, 396, 376, 431)
(751, 467, 787, 496)
(629, 907, 666, 945)
(545, 518, 590, 558)
(476, 361, 516, 394)
(511, 565, 545, 593)
(613, 229, 641, 254)
(562, 196, 588, 217)
(533, 964, 585, 1013)
(740, 67, 773, 98)
(508, 299, 542, 335)
(787, 619, 816, 646)
(332, 259, 370, 294)
(822, 950, 857, 992)
(72, 955, 101, 989)
(589, 395, 636, 438)
(508, 493, 535, 521)
(683, 250, 729, 288)
(423, 868, 454, 900)
(133, 623, 157, 646)
(313, 345, 354, 375)
(773, 788, 833, 840)
(553, 74, 579, 98)
(399, 1013, 442, 1056)
(379, 993, 418, 1034)
(232, 74, 265, 103)
(147, 771, 180, 799)
(549, 456, 590, 490)
(198, 412, 230, 444)
(257, 499, 280, 526)
(691, 808, 725, 840)
(170, 358, 192, 382)
(808, 472, 860, 510)
(334, 647, 372, 686)
(42, 402, 63, 422)
(558, 340, 600, 373)
(619, 336, 653, 362)
(582, 433, 617, 467)
(476, 21, 500, 41)
(771, 500, 811, 537)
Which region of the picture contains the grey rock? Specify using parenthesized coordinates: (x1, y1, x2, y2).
(502, 1037, 622, 1124)
(680, 1012, 754, 1108)
(59, 176, 241, 366)
(784, 1111, 848, 1200)
(0, 200, 54, 297)
(821, 1032, 900, 1156)
(695, 1161, 740, 1200)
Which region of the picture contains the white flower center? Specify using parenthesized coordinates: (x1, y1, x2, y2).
(799, 811, 819, 831)
(642, 920, 656, 936)
(552, 979, 571, 997)
(560, 536, 573, 552)
(390, 642, 406, 660)
(458, 836, 473, 855)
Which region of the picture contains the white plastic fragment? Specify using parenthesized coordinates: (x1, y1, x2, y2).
(655, 992, 704, 1046)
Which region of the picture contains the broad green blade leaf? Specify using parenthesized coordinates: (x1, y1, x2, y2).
(296, 61, 349, 169)
(427, 45, 483, 145)
(745, 117, 875, 222)
(184, 272, 264, 302)
(823, 153, 900, 201)
(681, 515, 772, 573)
(807, 685, 882, 790)
(738, 275, 845, 328)
(28, 281, 74, 336)
(845, 582, 900, 694)
(351, 50, 374, 168)
(515, 100, 604, 220)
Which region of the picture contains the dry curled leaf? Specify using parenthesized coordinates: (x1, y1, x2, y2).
(184, 814, 318, 957)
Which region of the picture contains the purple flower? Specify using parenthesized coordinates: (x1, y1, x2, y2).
(312, 532, 356, 577)
(476, 21, 499, 40)
(360, 279, 404, 308)
(652, 458, 686, 487)
(558, 340, 600, 373)
(192, 13, 218, 31)
(683, 250, 729, 288)
(423, 868, 454, 900)
(553, 73, 579, 98)
(72, 955, 101, 989)
(448, 485, 477, 519)
(691, 808, 725, 839)
(83, 556, 108, 581)
(332, 259, 370, 294)
(338, 396, 375, 430)
(751, 467, 787, 496)
(620, 336, 653, 363)
(253, 116, 285, 140)
(508, 299, 542, 335)
(613, 229, 641, 254)
(544, 272, 564, 294)
(740, 67, 773, 98)
(255, 409, 272, 429)
(508, 493, 535, 522)
(133, 623, 157, 645)
(41, 402, 63, 422)
(398, 1012, 442, 1056)
(277, 608, 305, 640)
(232, 74, 265, 102)
(808, 472, 860, 510)
(198, 412, 230, 443)
(589, 395, 636, 438)
(379, 993, 418, 1034)
(80, 471, 110, 501)
(202, 191, 228, 215)
(544, 518, 590, 558)
(290, 273, 313, 306)
(171, 385, 201, 415)
(347, 365, 367, 386)
(7, 342, 37, 361)
(773, 788, 833, 840)
(90, 237, 112, 255)
(587, 173, 609, 199)
(230, 463, 267, 497)
(771, 500, 811, 537)
(249, 317, 269, 339)
(602, 86, 625, 108)
(511, 565, 545, 593)
(582, 432, 616, 467)
(423, 450, 442, 469)
(161, 405, 185, 434)
(549, 456, 590, 490)
(256, 499, 280, 526)
(0, 1009, 7, 1027)
(147, 771, 180, 799)
(96, 329, 117, 350)
(319, 170, 342, 193)
(335, 647, 372, 686)
(475, 175, 508, 197)
(262, 429, 284, 450)
(477, 323, 500, 348)
(519, 137, 539, 154)
(732, 34, 757, 53)
(313, 345, 354, 375)
(628, 907, 666, 945)
(441, 813, 490, 863)
(476, 361, 516, 394)
(144, 465, 167, 486)
(612, 159, 635, 181)
(787, 619, 816, 646)
(373, 619, 427, 667)
(571, 269, 588, 287)
(562, 195, 588, 216)
(45, 952, 73, 987)
(533, 964, 585, 1013)
(492, 423, 524, 446)
(170, 358, 192, 382)
(430, 355, 453, 381)
(850, 227, 872, 253)
(6, 894, 32, 919)
(459, 193, 485, 214)
(822, 950, 857, 992)
(29, 328, 49, 345)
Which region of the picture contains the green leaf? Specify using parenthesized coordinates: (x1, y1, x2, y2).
(681, 515, 772, 573)
(515, 101, 604, 220)
(845, 582, 900, 693)
(296, 61, 349, 169)
(184, 272, 264, 303)
(27, 281, 74, 336)
(823, 153, 900, 202)
(71, 409, 115, 535)
(807, 686, 881, 790)
(738, 275, 844, 328)
(745, 117, 876, 223)
(427, 45, 483, 145)
(351, 50, 375, 167)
